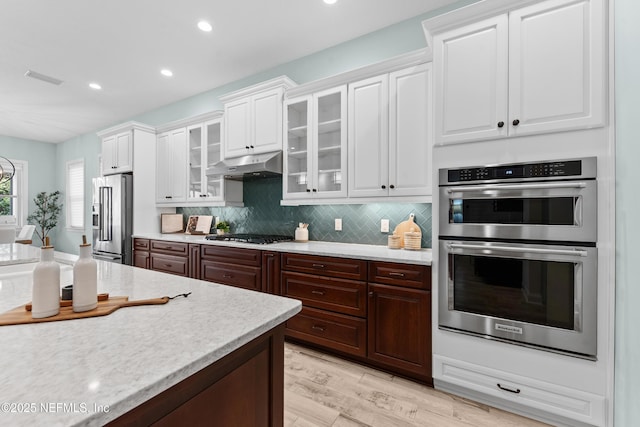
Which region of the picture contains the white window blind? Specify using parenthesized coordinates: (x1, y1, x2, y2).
(66, 160, 84, 230)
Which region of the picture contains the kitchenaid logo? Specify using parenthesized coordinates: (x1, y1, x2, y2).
(495, 324, 523, 335)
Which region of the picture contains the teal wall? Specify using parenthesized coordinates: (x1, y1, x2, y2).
(614, 0, 640, 425)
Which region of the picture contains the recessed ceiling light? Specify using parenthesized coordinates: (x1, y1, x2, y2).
(89, 82, 102, 90)
(197, 21, 212, 32)
(161, 69, 173, 77)
(323, 0, 338, 4)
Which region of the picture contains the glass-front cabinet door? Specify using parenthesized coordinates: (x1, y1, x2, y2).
(284, 96, 312, 199)
(187, 119, 223, 202)
(283, 85, 346, 200)
(188, 125, 204, 199)
(314, 86, 346, 198)
(204, 120, 222, 199)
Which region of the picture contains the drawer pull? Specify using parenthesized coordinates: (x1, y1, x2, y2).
(388, 272, 405, 277)
(497, 383, 521, 394)
(223, 274, 233, 279)
(164, 263, 172, 268)
(312, 264, 326, 269)
(311, 325, 325, 332)
(311, 290, 325, 296)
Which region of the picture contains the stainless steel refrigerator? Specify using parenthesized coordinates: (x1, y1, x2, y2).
(92, 173, 133, 265)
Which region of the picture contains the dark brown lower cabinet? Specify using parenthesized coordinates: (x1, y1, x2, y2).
(262, 251, 281, 294)
(201, 260, 261, 291)
(368, 283, 431, 381)
(107, 325, 285, 427)
(150, 253, 189, 277)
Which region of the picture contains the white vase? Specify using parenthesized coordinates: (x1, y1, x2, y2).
(73, 243, 98, 312)
(32, 244, 60, 319)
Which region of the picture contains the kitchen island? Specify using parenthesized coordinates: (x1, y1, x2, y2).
(0, 244, 301, 426)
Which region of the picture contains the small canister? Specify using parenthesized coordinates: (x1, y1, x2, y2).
(388, 234, 401, 249)
(295, 223, 309, 242)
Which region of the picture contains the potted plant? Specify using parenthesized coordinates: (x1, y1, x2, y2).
(27, 191, 62, 246)
(215, 221, 230, 235)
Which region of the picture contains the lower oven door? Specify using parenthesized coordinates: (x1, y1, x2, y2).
(439, 239, 597, 359)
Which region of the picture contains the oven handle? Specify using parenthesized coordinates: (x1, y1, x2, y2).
(445, 182, 587, 193)
(446, 242, 589, 257)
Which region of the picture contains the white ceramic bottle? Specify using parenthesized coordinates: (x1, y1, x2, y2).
(31, 237, 60, 319)
(73, 235, 97, 312)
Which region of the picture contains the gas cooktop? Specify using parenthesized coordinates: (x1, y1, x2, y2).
(205, 233, 293, 244)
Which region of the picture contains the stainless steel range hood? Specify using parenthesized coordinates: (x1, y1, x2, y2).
(206, 151, 282, 181)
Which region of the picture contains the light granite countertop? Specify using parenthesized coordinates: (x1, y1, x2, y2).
(133, 233, 433, 266)
(0, 244, 301, 426)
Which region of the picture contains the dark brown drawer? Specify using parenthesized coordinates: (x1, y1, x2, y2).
(285, 307, 366, 357)
(281, 253, 366, 280)
(282, 271, 366, 317)
(201, 246, 261, 267)
(150, 240, 189, 256)
(150, 253, 189, 277)
(133, 238, 150, 251)
(201, 260, 262, 292)
(369, 262, 431, 290)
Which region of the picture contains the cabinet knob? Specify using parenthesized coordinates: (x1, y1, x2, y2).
(390, 185, 395, 189)
(312, 189, 317, 192)
(165, 196, 172, 199)
(250, 145, 254, 149)
(369, 291, 374, 297)
(245, 146, 250, 149)
(512, 119, 520, 126)
(381, 185, 386, 189)
(497, 121, 505, 128)
(306, 189, 311, 192)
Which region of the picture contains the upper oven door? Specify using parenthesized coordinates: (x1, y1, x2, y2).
(439, 180, 596, 242)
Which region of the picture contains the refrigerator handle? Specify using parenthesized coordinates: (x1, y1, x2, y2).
(99, 186, 112, 241)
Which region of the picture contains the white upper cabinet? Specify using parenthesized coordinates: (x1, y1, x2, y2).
(349, 63, 431, 198)
(389, 64, 432, 197)
(187, 119, 243, 205)
(97, 122, 156, 176)
(283, 86, 348, 200)
(156, 128, 187, 204)
(348, 75, 389, 198)
(221, 76, 296, 159)
(431, 0, 604, 145)
(101, 131, 133, 175)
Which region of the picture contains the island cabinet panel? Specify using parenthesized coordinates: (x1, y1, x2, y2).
(108, 325, 285, 427)
(262, 251, 281, 294)
(150, 253, 189, 277)
(286, 307, 367, 357)
(281, 253, 367, 281)
(367, 282, 431, 382)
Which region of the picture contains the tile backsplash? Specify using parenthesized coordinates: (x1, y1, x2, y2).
(179, 177, 432, 248)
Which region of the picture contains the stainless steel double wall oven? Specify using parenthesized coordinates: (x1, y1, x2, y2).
(438, 157, 598, 359)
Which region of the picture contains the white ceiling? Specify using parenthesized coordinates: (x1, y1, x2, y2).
(1, 0, 456, 144)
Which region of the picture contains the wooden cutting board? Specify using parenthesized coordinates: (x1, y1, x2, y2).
(392, 213, 422, 248)
(0, 296, 169, 326)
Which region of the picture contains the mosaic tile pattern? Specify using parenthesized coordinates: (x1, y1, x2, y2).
(179, 177, 432, 248)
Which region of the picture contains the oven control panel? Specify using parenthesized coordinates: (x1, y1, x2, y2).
(442, 158, 595, 184)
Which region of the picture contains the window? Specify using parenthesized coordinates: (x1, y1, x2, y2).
(0, 159, 27, 227)
(66, 159, 84, 230)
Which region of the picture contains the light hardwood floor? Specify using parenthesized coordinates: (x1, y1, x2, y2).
(283, 342, 551, 427)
